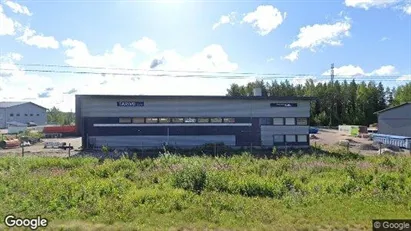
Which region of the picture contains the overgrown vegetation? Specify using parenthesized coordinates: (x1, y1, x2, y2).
(0, 152, 410, 230)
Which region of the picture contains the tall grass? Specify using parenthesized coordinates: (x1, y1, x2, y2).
(0, 153, 410, 230)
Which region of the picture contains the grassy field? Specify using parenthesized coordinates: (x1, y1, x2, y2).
(0, 149, 410, 230)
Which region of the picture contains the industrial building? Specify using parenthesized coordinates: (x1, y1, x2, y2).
(0, 102, 47, 128)
(75, 90, 314, 149)
(374, 102, 411, 137)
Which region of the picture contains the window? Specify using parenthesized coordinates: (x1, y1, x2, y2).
(119, 118, 132, 123)
(25, 114, 28, 116)
(297, 135, 308, 143)
(172, 118, 184, 123)
(146, 118, 158, 123)
(10, 113, 13, 117)
(260, 118, 272, 125)
(285, 135, 296, 143)
(184, 118, 196, 123)
(30, 114, 33, 116)
(223, 118, 235, 123)
(16, 114, 20, 116)
(210, 118, 222, 123)
(273, 135, 284, 143)
(36, 114, 39, 116)
(159, 118, 171, 123)
(285, 118, 295, 125)
(132, 117, 145, 124)
(296, 118, 308, 126)
(273, 118, 284, 125)
(197, 118, 209, 123)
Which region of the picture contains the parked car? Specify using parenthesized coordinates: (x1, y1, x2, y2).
(27, 122, 37, 127)
(309, 127, 319, 134)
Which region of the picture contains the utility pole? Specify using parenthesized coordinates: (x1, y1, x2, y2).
(329, 63, 335, 127)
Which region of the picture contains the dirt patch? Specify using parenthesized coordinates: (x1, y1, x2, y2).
(359, 144, 379, 151)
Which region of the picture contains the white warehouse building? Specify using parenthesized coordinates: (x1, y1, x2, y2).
(0, 102, 47, 128)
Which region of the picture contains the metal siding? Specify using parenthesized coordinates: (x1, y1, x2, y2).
(378, 104, 411, 137)
(0, 109, 5, 128)
(80, 97, 310, 118)
(3, 104, 47, 126)
(89, 135, 236, 148)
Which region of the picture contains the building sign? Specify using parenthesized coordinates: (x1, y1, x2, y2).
(117, 101, 144, 107)
(270, 103, 297, 107)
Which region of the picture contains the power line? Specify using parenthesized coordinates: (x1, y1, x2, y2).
(1, 67, 410, 82)
(10, 63, 410, 78)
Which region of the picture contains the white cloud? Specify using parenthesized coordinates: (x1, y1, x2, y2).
(289, 18, 351, 51)
(17, 27, 59, 49)
(369, 65, 397, 75)
(284, 17, 351, 61)
(62, 39, 136, 68)
(397, 74, 411, 81)
(242, 5, 286, 36)
(403, 4, 411, 14)
(266, 57, 275, 63)
(322, 65, 365, 77)
(344, 0, 400, 10)
(380, 36, 390, 42)
(0, 4, 17, 36)
(4, 0, 32, 16)
(212, 12, 236, 30)
(282, 50, 299, 62)
(322, 64, 397, 77)
(50, 39, 245, 111)
(130, 37, 158, 55)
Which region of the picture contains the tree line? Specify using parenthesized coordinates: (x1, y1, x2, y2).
(47, 107, 75, 125)
(226, 80, 411, 127)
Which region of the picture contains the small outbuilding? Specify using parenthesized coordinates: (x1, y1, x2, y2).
(374, 102, 411, 137)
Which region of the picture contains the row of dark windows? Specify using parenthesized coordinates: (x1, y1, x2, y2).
(266, 118, 308, 126)
(119, 117, 236, 124)
(10, 113, 40, 117)
(273, 134, 308, 143)
(117, 117, 309, 125)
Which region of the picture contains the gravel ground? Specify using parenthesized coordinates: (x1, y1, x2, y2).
(311, 129, 410, 155)
(0, 137, 82, 157)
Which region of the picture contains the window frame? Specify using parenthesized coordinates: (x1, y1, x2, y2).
(159, 118, 171, 123)
(273, 135, 285, 143)
(223, 118, 235, 123)
(285, 118, 296, 126)
(119, 118, 132, 124)
(184, 118, 196, 123)
(197, 118, 210, 123)
(285, 135, 297, 143)
(273, 118, 284, 125)
(172, 118, 184, 123)
(210, 118, 222, 123)
(296, 117, 308, 126)
(297, 135, 308, 143)
(132, 117, 145, 124)
(146, 118, 159, 124)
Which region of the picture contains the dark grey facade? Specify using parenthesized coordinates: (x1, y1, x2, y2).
(0, 102, 47, 128)
(375, 102, 411, 137)
(75, 95, 314, 149)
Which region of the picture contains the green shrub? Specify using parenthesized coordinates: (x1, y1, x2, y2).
(172, 164, 207, 193)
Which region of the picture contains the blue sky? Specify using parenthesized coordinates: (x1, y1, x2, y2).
(0, 0, 410, 111)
